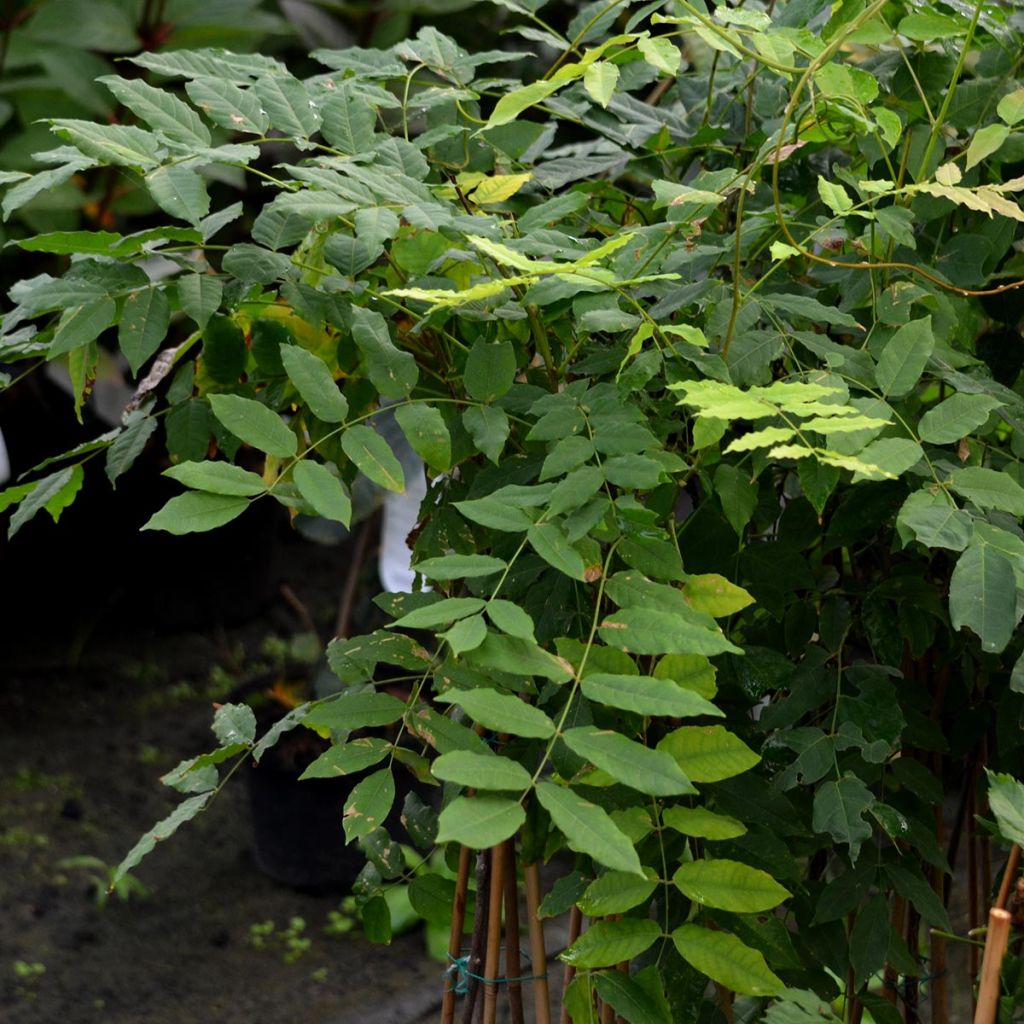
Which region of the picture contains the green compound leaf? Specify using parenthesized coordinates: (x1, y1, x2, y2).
(164, 460, 267, 496)
(949, 539, 1018, 653)
(561, 918, 660, 969)
(299, 738, 391, 779)
(280, 346, 349, 423)
(463, 406, 510, 463)
(987, 770, 1024, 847)
(599, 606, 741, 656)
(146, 165, 210, 227)
(412, 554, 507, 580)
(343, 768, 395, 842)
(178, 273, 222, 329)
(142, 491, 249, 535)
(208, 394, 297, 458)
(212, 703, 256, 746)
(583, 61, 619, 108)
(662, 805, 746, 840)
(435, 795, 526, 847)
(897, 491, 973, 551)
(578, 871, 658, 916)
(395, 403, 452, 474)
(392, 597, 486, 629)
(185, 76, 269, 135)
(485, 599, 536, 640)
(464, 338, 517, 402)
(535, 781, 643, 876)
(563, 727, 696, 795)
(949, 466, 1024, 516)
(580, 673, 722, 718)
(293, 461, 352, 526)
(119, 286, 169, 375)
(444, 614, 488, 655)
(657, 726, 760, 782)
(850, 893, 890, 990)
(593, 970, 672, 1024)
(673, 858, 790, 913)
(342, 425, 405, 492)
(98, 74, 211, 146)
(112, 792, 213, 886)
(351, 307, 418, 399)
(528, 521, 587, 580)
(456, 496, 533, 532)
(671, 924, 784, 997)
(432, 751, 532, 791)
(304, 691, 407, 732)
(812, 775, 875, 864)
(436, 688, 555, 739)
(875, 316, 934, 399)
(918, 393, 1002, 444)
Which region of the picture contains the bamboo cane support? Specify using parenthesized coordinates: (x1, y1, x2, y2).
(524, 863, 552, 1024)
(906, 905, 921, 1024)
(974, 908, 1012, 1024)
(461, 851, 491, 1024)
(502, 841, 525, 1024)
(559, 907, 583, 1024)
(441, 846, 473, 1024)
(931, 752, 948, 1024)
(969, 780, 981, 986)
(482, 844, 506, 1024)
(882, 896, 906, 1006)
(997, 846, 1021, 910)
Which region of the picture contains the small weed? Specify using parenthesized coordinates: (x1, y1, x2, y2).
(323, 898, 358, 938)
(57, 856, 150, 908)
(13, 960, 44, 1000)
(0, 827, 48, 848)
(248, 916, 311, 963)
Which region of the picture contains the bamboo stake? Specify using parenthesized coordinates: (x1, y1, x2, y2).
(502, 841, 525, 1024)
(997, 846, 1021, 911)
(483, 843, 507, 1024)
(973, 908, 1012, 1024)
(981, 737, 993, 907)
(931, 758, 948, 1024)
(524, 863, 552, 1024)
(462, 851, 491, 1024)
(882, 896, 906, 1006)
(559, 907, 583, 1024)
(905, 905, 921, 1024)
(969, 779, 981, 987)
(442, 846, 473, 1024)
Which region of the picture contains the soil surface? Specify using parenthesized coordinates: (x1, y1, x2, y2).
(1, 528, 445, 1024)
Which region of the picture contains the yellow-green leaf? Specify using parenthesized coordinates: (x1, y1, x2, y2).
(673, 858, 790, 912)
(658, 725, 759, 782)
(671, 925, 784, 997)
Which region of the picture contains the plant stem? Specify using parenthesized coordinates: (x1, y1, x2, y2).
(914, 0, 985, 182)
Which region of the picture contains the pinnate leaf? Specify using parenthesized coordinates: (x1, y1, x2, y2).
(209, 394, 297, 458)
(535, 781, 643, 875)
(671, 925, 783, 997)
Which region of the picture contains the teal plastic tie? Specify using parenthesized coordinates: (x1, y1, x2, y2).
(445, 953, 546, 995)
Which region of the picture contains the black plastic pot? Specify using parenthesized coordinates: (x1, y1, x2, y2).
(246, 726, 366, 892)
